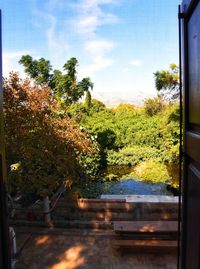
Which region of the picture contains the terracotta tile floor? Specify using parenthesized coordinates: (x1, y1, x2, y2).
(15, 227, 177, 269)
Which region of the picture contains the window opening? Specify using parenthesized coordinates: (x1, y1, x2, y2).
(1, 1, 183, 268)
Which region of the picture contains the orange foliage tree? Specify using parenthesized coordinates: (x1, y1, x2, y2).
(3, 72, 95, 196)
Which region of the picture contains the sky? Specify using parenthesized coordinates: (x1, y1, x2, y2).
(1, 0, 181, 106)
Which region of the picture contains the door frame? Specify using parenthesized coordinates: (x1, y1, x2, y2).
(181, 0, 200, 268)
(0, 10, 12, 269)
(1, 2, 200, 268)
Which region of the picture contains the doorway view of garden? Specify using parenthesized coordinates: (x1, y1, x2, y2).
(2, 0, 181, 268)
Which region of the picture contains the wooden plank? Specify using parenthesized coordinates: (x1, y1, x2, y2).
(114, 221, 178, 234)
(112, 239, 177, 253)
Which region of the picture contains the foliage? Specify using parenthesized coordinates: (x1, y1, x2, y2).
(114, 103, 136, 112)
(107, 146, 161, 166)
(5, 61, 181, 197)
(85, 90, 92, 109)
(19, 55, 93, 105)
(132, 159, 170, 183)
(159, 104, 180, 163)
(68, 99, 106, 122)
(71, 99, 180, 163)
(67, 103, 88, 122)
(154, 64, 179, 101)
(144, 96, 165, 116)
(96, 129, 116, 150)
(72, 99, 180, 185)
(4, 72, 95, 196)
(91, 99, 106, 109)
(75, 147, 101, 178)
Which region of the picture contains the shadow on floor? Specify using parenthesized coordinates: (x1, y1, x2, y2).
(15, 228, 177, 269)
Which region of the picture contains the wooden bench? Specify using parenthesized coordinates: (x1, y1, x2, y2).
(112, 239, 178, 253)
(112, 221, 178, 253)
(114, 221, 178, 235)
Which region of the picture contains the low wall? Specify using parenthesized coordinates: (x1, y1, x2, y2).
(10, 195, 178, 229)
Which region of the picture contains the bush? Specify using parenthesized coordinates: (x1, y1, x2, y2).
(107, 146, 161, 166)
(76, 148, 101, 178)
(132, 159, 170, 183)
(144, 97, 165, 117)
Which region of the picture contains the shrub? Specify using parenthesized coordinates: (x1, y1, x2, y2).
(107, 146, 161, 166)
(133, 159, 170, 183)
(144, 97, 165, 117)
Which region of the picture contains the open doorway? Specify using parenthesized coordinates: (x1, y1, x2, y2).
(1, 1, 183, 268)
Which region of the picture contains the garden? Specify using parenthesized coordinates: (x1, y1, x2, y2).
(4, 56, 180, 200)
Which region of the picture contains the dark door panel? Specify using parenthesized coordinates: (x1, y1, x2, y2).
(181, 0, 200, 268)
(186, 132, 200, 164)
(185, 164, 200, 269)
(188, 2, 200, 125)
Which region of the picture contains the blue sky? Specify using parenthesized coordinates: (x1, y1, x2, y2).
(1, 0, 180, 106)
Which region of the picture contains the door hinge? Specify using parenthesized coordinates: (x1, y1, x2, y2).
(178, 12, 185, 19)
(181, 151, 186, 158)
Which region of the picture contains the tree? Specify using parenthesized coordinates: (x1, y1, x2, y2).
(80, 77, 93, 109)
(85, 90, 92, 109)
(4, 72, 95, 196)
(19, 55, 53, 85)
(154, 64, 179, 101)
(19, 55, 93, 106)
(144, 96, 165, 116)
(90, 99, 106, 112)
(114, 103, 135, 112)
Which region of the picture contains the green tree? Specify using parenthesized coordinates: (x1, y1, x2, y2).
(154, 64, 179, 101)
(78, 99, 180, 183)
(85, 90, 92, 109)
(19, 55, 93, 106)
(19, 55, 53, 85)
(90, 99, 106, 113)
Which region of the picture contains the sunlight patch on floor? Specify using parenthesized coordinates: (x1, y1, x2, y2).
(51, 244, 86, 269)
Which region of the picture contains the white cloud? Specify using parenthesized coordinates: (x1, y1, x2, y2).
(85, 39, 115, 54)
(130, 59, 143, 67)
(45, 14, 70, 57)
(78, 38, 116, 77)
(3, 51, 31, 76)
(74, 12, 118, 36)
(44, 0, 68, 11)
(32, 3, 70, 67)
(72, 0, 120, 76)
(75, 0, 120, 13)
(31, 0, 120, 73)
(72, 0, 119, 36)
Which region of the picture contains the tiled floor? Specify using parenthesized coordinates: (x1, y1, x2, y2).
(15, 227, 177, 269)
